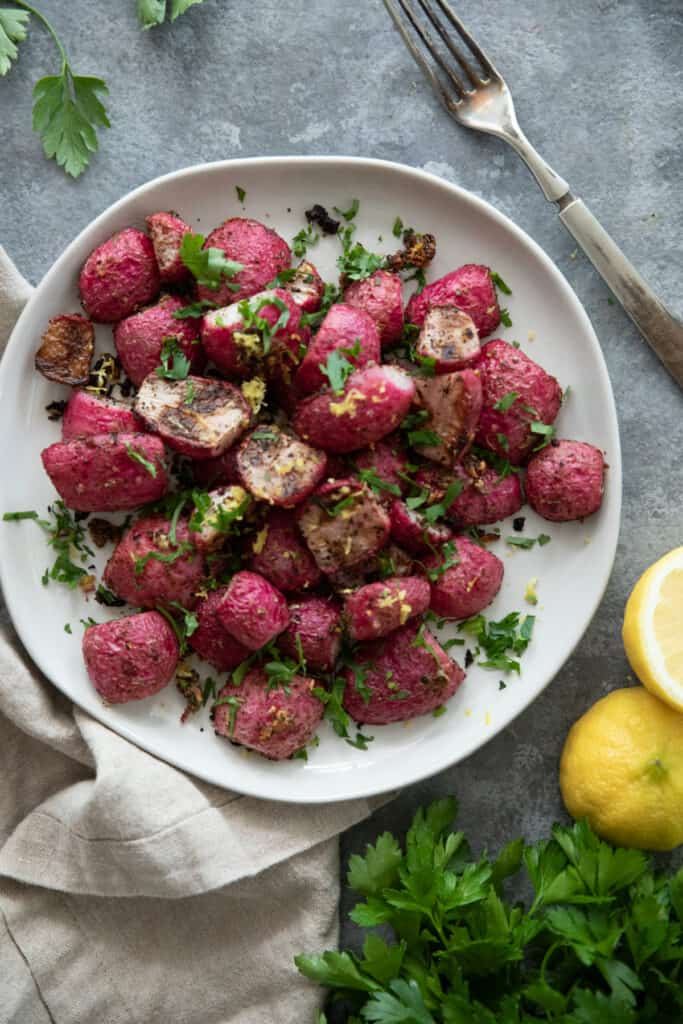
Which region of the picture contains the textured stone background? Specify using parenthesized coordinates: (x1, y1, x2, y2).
(2, 0, 683, 977)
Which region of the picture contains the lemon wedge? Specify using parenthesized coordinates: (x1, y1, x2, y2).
(623, 547, 683, 711)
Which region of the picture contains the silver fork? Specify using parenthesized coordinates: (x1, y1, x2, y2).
(384, 0, 683, 389)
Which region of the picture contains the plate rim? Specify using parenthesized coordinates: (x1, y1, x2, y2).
(0, 155, 622, 803)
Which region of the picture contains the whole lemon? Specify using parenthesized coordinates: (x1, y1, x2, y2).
(560, 687, 683, 851)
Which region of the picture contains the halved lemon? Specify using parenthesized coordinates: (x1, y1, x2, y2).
(623, 547, 683, 711)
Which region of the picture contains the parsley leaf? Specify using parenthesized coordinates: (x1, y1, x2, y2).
(333, 197, 360, 221)
(422, 480, 464, 523)
(491, 270, 512, 295)
(32, 67, 109, 179)
(292, 224, 319, 258)
(138, 0, 205, 28)
(499, 307, 513, 328)
(235, 184, 246, 203)
(180, 232, 244, 290)
(319, 341, 360, 392)
(0, 8, 29, 76)
(493, 390, 519, 412)
(172, 299, 218, 320)
(392, 216, 404, 238)
(237, 295, 291, 356)
(155, 336, 191, 380)
(4, 501, 94, 589)
(530, 420, 556, 450)
(337, 222, 384, 282)
(124, 443, 157, 478)
(357, 468, 401, 498)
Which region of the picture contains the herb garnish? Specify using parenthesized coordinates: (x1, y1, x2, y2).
(155, 336, 192, 380)
(500, 307, 513, 327)
(3, 501, 95, 589)
(179, 232, 244, 291)
(125, 443, 158, 478)
(237, 295, 291, 356)
(319, 340, 360, 392)
(235, 185, 246, 203)
(356, 468, 401, 498)
(426, 540, 459, 582)
(292, 225, 320, 258)
(530, 420, 557, 450)
(491, 270, 512, 294)
(172, 299, 219, 320)
(460, 610, 535, 673)
(506, 534, 551, 550)
(337, 222, 384, 282)
(333, 197, 360, 222)
(423, 481, 464, 523)
(493, 390, 519, 412)
(213, 694, 244, 737)
(392, 215, 404, 238)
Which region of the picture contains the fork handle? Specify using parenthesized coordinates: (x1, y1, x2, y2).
(558, 197, 683, 387)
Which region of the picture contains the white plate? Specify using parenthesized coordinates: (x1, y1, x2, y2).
(0, 157, 621, 803)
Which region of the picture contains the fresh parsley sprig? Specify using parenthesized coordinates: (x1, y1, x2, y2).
(137, 0, 206, 29)
(180, 232, 244, 291)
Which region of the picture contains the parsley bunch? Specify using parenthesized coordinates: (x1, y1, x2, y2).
(297, 798, 683, 1023)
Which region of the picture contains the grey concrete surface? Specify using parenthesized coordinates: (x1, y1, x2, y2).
(2, 0, 683, 977)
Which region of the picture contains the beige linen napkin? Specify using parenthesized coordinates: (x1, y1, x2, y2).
(0, 245, 382, 1023)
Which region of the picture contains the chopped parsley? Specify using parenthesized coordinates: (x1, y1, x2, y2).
(125, 443, 157, 477)
(495, 432, 510, 451)
(292, 224, 320, 258)
(407, 428, 441, 449)
(392, 215, 404, 238)
(422, 481, 464, 523)
(237, 295, 291, 356)
(300, 282, 341, 330)
(95, 584, 125, 607)
(3, 501, 94, 589)
(185, 380, 196, 405)
(333, 197, 360, 222)
(500, 307, 513, 328)
(459, 611, 535, 673)
(155, 336, 191, 380)
(172, 299, 218, 320)
(490, 270, 512, 295)
(493, 390, 519, 412)
(506, 534, 551, 550)
(356, 468, 401, 498)
(530, 420, 556, 450)
(337, 222, 384, 282)
(235, 185, 246, 203)
(213, 694, 244, 737)
(133, 542, 193, 577)
(426, 540, 459, 582)
(179, 232, 243, 291)
(319, 340, 360, 392)
(157, 602, 198, 655)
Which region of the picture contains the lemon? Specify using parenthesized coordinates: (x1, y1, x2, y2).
(622, 546, 683, 710)
(560, 687, 683, 850)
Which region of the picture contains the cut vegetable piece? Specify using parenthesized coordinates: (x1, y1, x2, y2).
(343, 269, 404, 345)
(279, 595, 343, 672)
(295, 303, 380, 395)
(406, 263, 500, 337)
(61, 389, 141, 440)
(114, 293, 205, 387)
(412, 369, 482, 466)
(415, 306, 480, 372)
(196, 217, 291, 305)
(134, 374, 251, 459)
(237, 425, 327, 507)
(201, 288, 302, 379)
(281, 259, 324, 313)
(297, 479, 391, 574)
(215, 570, 289, 650)
(342, 620, 465, 724)
(35, 314, 95, 386)
(83, 611, 179, 704)
(345, 575, 430, 641)
(189, 587, 250, 671)
(526, 439, 605, 521)
(247, 508, 322, 592)
(213, 670, 323, 760)
(293, 364, 415, 453)
(41, 433, 168, 512)
(145, 210, 192, 285)
(79, 228, 160, 322)
(426, 535, 504, 619)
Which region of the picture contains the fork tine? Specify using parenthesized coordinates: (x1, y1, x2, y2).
(391, 0, 467, 99)
(415, 0, 483, 89)
(430, 0, 500, 81)
(383, 0, 460, 110)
